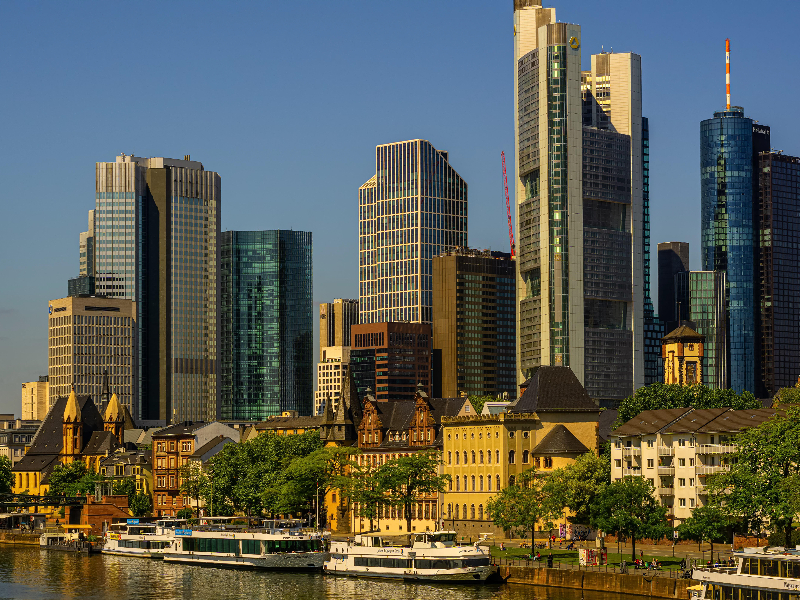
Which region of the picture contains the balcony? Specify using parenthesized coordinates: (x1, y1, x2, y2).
(697, 444, 737, 455)
(657, 487, 675, 496)
(623, 467, 642, 476)
(657, 447, 675, 456)
(696, 483, 708, 494)
(622, 446, 642, 457)
(696, 465, 730, 475)
(657, 466, 676, 476)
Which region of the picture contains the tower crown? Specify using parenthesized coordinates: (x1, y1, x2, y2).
(64, 388, 82, 423)
(104, 393, 123, 423)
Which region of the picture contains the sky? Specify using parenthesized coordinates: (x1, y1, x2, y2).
(0, 0, 798, 415)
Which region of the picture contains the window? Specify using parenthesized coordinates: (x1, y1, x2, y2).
(449, 479, 453, 491)
(170, 442, 175, 451)
(522, 431, 529, 439)
(455, 452, 459, 465)
(463, 475, 467, 491)
(689, 458, 695, 467)
(487, 450, 491, 464)
(463, 451, 468, 464)
(496, 475, 500, 490)
(471, 476, 475, 491)
(508, 431, 515, 438)
(690, 498, 695, 508)
(689, 478, 695, 486)
(647, 440, 654, 448)
(679, 498, 686, 507)
(487, 476, 492, 491)
(496, 450, 500, 463)
(522, 450, 529, 464)
(615, 459, 622, 468)
(181, 441, 192, 452)
(479, 450, 484, 464)
(679, 478, 686, 487)
(543, 457, 553, 468)
(678, 458, 685, 467)
(471, 451, 476, 464)
(508, 450, 515, 464)
(478, 505, 484, 520)
(678, 439, 686, 447)
(470, 505, 475, 519)
(448, 451, 452, 465)
(647, 459, 654, 468)
(479, 475, 484, 491)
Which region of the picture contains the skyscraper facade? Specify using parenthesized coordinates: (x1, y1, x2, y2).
(94, 154, 221, 422)
(657, 242, 690, 328)
(758, 152, 800, 396)
(514, 0, 646, 403)
(700, 109, 769, 393)
(320, 299, 358, 357)
(432, 248, 516, 399)
(675, 271, 728, 389)
(358, 140, 467, 324)
(79, 210, 95, 277)
(219, 230, 313, 419)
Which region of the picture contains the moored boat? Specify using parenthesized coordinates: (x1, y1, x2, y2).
(102, 519, 185, 559)
(325, 530, 495, 582)
(691, 546, 800, 600)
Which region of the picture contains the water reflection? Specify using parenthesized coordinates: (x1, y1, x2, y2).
(0, 546, 624, 600)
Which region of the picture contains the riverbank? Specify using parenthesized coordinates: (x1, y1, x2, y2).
(0, 531, 39, 546)
(500, 565, 698, 599)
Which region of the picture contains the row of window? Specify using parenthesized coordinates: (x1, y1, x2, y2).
(155, 441, 193, 453)
(181, 538, 322, 555)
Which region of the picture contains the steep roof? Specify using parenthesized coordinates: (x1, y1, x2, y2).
(697, 408, 776, 433)
(373, 397, 466, 449)
(23, 394, 104, 458)
(152, 421, 206, 438)
(662, 408, 731, 433)
(610, 408, 692, 437)
(508, 367, 598, 413)
(255, 416, 323, 431)
(189, 434, 235, 459)
(598, 409, 618, 443)
(662, 325, 704, 342)
(532, 425, 590, 455)
(82, 430, 120, 456)
(64, 389, 82, 423)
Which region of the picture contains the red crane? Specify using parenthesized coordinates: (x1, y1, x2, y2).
(501, 151, 516, 258)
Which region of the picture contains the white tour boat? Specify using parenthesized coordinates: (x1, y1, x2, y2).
(692, 546, 800, 600)
(162, 519, 326, 571)
(325, 530, 495, 582)
(102, 519, 186, 559)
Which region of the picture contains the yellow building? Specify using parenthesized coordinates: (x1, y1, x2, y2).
(662, 325, 704, 385)
(441, 366, 600, 538)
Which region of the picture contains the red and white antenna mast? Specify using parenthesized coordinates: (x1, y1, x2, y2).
(726, 38, 731, 109)
(501, 151, 516, 258)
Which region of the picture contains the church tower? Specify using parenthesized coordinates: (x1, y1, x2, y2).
(62, 388, 83, 463)
(104, 392, 125, 445)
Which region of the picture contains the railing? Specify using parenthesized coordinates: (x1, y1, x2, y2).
(657, 447, 675, 456)
(657, 466, 676, 476)
(491, 553, 695, 578)
(623, 467, 642, 476)
(622, 447, 642, 457)
(696, 483, 708, 493)
(696, 465, 730, 475)
(696, 444, 737, 455)
(657, 487, 675, 496)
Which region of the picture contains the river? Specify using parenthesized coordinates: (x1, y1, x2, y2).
(0, 545, 624, 600)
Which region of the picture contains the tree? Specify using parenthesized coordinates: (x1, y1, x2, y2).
(0, 456, 12, 494)
(487, 468, 557, 550)
(590, 476, 670, 560)
(112, 478, 137, 504)
(677, 505, 732, 557)
(544, 451, 610, 525)
(775, 385, 800, 406)
(176, 507, 193, 520)
(706, 406, 800, 544)
(130, 493, 152, 518)
(48, 461, 101, 497)
(377, 451, 449, 534)
(615, 383, 761, 428)
(349, 464, 388, 531)
(179, 462, 209, 517)
(467, 395, 494, 416)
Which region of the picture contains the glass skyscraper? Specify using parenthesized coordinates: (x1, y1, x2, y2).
(358, 139, 467, 325)
(700, 108, 769, 393)
(220, 230, 313, 419)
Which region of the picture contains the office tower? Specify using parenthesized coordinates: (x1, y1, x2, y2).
(80, 210, 95, 277)
(320, 299, 358, 358)
(758, 152, 800, 396)
(657, 242, 690, 328)
(219, 230, 313, 419)
(350, 322, 431, 401)
(314, 346, 350, 416)
(675, 271, 728, 389)
(700, 107, 769, 394)
(67, 276, 95, 297)
(358, 140, 467, 325)
(21, 376, 48, 421)
(432, 248, 516, 398)
(47, 296, 137, 411)
(94, 154, 221, 422)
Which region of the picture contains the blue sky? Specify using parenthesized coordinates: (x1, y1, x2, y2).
(1, 0, 797, 414)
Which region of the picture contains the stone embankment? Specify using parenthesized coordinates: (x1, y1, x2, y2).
(498, 565, 698, 599)
(0, 531, 39, 546)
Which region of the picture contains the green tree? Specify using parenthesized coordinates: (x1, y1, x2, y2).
(775, 385, 800, 406)
(349, 464, 388, 531)
(677, 505, 731, 557)
(112, 478, 137, 504)
(48, 462, 102, 497)
(487, 469, 557, 550)
(179, 462, 209, 517)
(544, 451, 610, 525)
(467, 395, 494, 415)
(130, 493, 152, 517)
(590, 476, 670, 560)
(176, 506, 193, 520)
(615, 383, 761, 428)
(706, 406, 800, 544)
(377, 451, 449, 534)
(0, 456, 12, 494)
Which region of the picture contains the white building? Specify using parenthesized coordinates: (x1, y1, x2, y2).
(314, 346, 350, 416)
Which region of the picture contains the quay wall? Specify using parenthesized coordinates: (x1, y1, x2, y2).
(499, 566, 698, 599)
(0, 532, 39, 546)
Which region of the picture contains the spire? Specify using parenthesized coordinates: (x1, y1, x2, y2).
(104, 392, 123, 423)
(725, 38, 731, 109)
(64, 386, 82, 423)
(101, 369, 110, 405)
(322, 392, 335, 425)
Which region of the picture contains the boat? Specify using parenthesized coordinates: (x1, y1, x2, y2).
(102, 519, 186, 559)
(161, 518, 326, 571)
(691, 545, 800, 600)
(325, 530, 495, 582)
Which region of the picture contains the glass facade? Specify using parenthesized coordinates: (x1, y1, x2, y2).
(220, 230, 313, 419)
(68, 275, 95, 297)
(642, 118, 664, 384)
(675, 271, 728, 389)
(359, 140, 468, 324)
(700, 108, 757, 394)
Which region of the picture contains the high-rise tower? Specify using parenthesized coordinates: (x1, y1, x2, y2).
(358, 139, 467, 324)
(94, 154, 221, 422)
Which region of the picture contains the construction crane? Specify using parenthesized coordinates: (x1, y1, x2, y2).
(501, 151, 516, 258)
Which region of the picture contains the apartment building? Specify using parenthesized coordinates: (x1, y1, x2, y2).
(610, 407, 775, 523)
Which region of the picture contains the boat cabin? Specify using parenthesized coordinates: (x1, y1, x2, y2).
(413, 531, 457, 549)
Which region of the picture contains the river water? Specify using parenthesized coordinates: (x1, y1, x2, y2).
(0, 545, 623, 600)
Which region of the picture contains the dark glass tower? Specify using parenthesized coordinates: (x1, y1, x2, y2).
(220, 230, 313, 419)
(700, 107, 769, 394)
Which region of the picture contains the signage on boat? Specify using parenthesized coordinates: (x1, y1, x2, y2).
(127, 519, 139, 525)
(175, 529, 193, 537)
(108, 533, 121, 540)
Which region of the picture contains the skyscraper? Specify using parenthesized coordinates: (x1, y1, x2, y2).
(757, 152, 800, 396)
(315, 299, 358, 416)
(700, 109, 769, 394)
(320, 299, 358, 357)
(94, 154, 221, 422)
(358, 140, 468, 324)
(514, 0, 646, 403)
(79, 210, 95, 277)
(657, 242, 690, 328)
(219, 230, 313, 418)
(642, 118, 664, 385)
(432, 248, 516, 398)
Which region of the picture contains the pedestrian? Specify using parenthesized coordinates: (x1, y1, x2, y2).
(500, 542, 505, 551)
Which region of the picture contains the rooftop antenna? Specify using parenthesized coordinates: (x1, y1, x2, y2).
(726, 39, 731, 109)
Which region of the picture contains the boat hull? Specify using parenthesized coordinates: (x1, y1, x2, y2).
(324, 565, 495, 582)
(163, 551, 325, 571)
